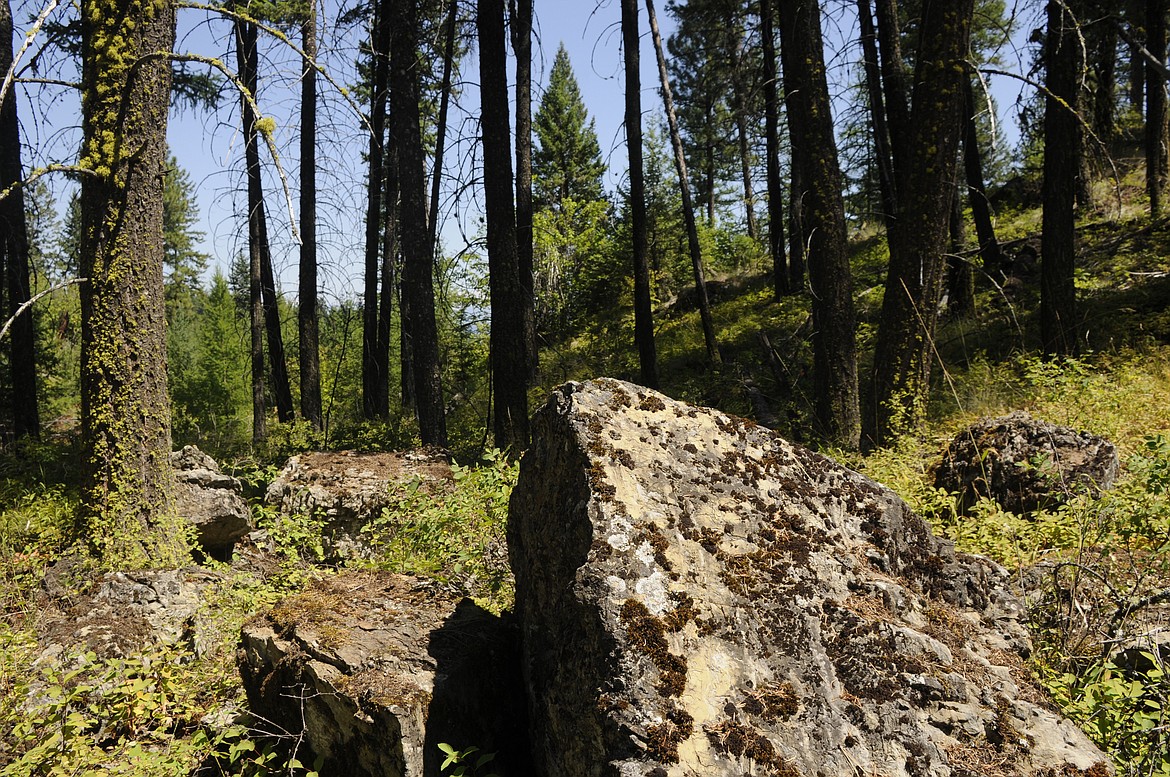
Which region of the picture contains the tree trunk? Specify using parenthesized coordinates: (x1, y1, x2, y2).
(236, 19, 293, 425)
(1043, 0, 1083, 357)
(758, 0, 788, 298)
(235, 19, 267, 443)
(1092, 7, 1118, 146)
(858, 0, 898, 228)
(479, 0, 529, 451)
(874, 0, 911, 174)
(510, 0, 538, 383)
(299, 2, 322, 429)
(646, 0, 720, 364)
(383, 144, 403, 411)
(0, 0, 39, 440)
(78, 0, 187, 567)
(788, 162, 805, 291)
(1147, 0, 1168, 217)
(429, 0, 457, 266)
(624, 0, 659, 388)
(732, 26, 757, 241)
(259, 207, 294, 422)
(868, 0, 975, 446)
(1130, 0, 1146, 116)
(946, 176, 974, 317)
(391, 0, 445, 445)
(362, 0, 390, 420)
(962, 77, 1004, 275)
(777, 0, 860, 449)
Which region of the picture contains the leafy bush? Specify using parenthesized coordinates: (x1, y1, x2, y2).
(357, 450, 517, 610)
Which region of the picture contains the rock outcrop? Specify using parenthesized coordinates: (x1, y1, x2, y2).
(38, 567, 222, 658)
(172, 445, 251, 559)
(933, 411, 1119, 515)
(237, 571, 529, 777)
(508, 379, 1111, 777)
(264, 450, 453, 559)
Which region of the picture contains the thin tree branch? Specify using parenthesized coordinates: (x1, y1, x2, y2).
(161, 51, 301, 244)
(0, 163, 96, 204)
(176, 1, 373, 137)
(0, 278, 85, 342)
(0, 0, 60, 110)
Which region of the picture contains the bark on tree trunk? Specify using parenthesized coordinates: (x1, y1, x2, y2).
(874, 0, 911, 174)
(1131, 0, 1147, 117)
(236, 19, 266, 443)
(258, 208, 294, 422)
(1043, 0, 1083, 357)
(78, 0, 187, 567)
(868, 0, 975, 446)
(299, 2, 322, 430)
(236, 19, 293, 426)
(1147, 0, 1168, 217)
(1092, 10, 1118, 146)
(479, 0, 529, 451)
(962, 77, 1004, 275)
(788, 163, 805, 291)
(646, 0, 721, 364)
(0, 0, 39, 440)
(510, 0, 538, 384)
(362, 0, 390, 420)
(382, 144, 402, 412)
(946, 176, 974, 318)
(858, 0, 898, 229)
(391, 0, 445, 445)
(624, 0, 659, 388)
(759, 0, 788, 298)
(777, 0, 860, 449)
(732, 26, 757, 241)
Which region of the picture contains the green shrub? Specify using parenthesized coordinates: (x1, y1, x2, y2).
(357, 450, 517, 611)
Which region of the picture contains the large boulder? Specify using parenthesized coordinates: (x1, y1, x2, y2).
(237, 571, 529, 777)
(172, 445, 251, 559)
(264, 450, 453, 559)
(508, 379, 1111, 777)
(933, 411, 1119, 514)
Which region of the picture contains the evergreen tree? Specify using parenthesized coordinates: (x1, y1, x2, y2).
(162, 156, 210, 300)
(172, 272, 248, 450)
(533, 45, 606, 211)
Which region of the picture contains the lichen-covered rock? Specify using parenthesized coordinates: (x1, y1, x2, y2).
(37, 567, 221, 658)
(509, 379, 1111, 777)
(933, 411, 1119, 515)
(264, 450, 453, 559)
(237, 571, 529, 777)
(171, 445, 251, 559)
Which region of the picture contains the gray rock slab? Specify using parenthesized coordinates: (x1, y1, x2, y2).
(171, 445, 251, 557)
(508, 379, 1112, 777)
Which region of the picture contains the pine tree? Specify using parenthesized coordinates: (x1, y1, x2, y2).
(162, 156, 211, 300)
(533, 45, 606, 211)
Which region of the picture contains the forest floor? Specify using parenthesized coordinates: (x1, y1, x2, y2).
(4, 193, 1170, 774)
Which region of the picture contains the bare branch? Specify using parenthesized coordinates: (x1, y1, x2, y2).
(176, 1, 374, 137)
(0, 163, 96, 204)
(0, 278, 85, 342)
(0, 0, 61, 110)
(163, 51, 301, 244)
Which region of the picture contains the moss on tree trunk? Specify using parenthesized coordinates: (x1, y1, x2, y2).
(78, 0, 188, 568)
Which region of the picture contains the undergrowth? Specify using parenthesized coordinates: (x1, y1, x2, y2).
(855, 351, 1170, 776)
(0, 444, 517, 776)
